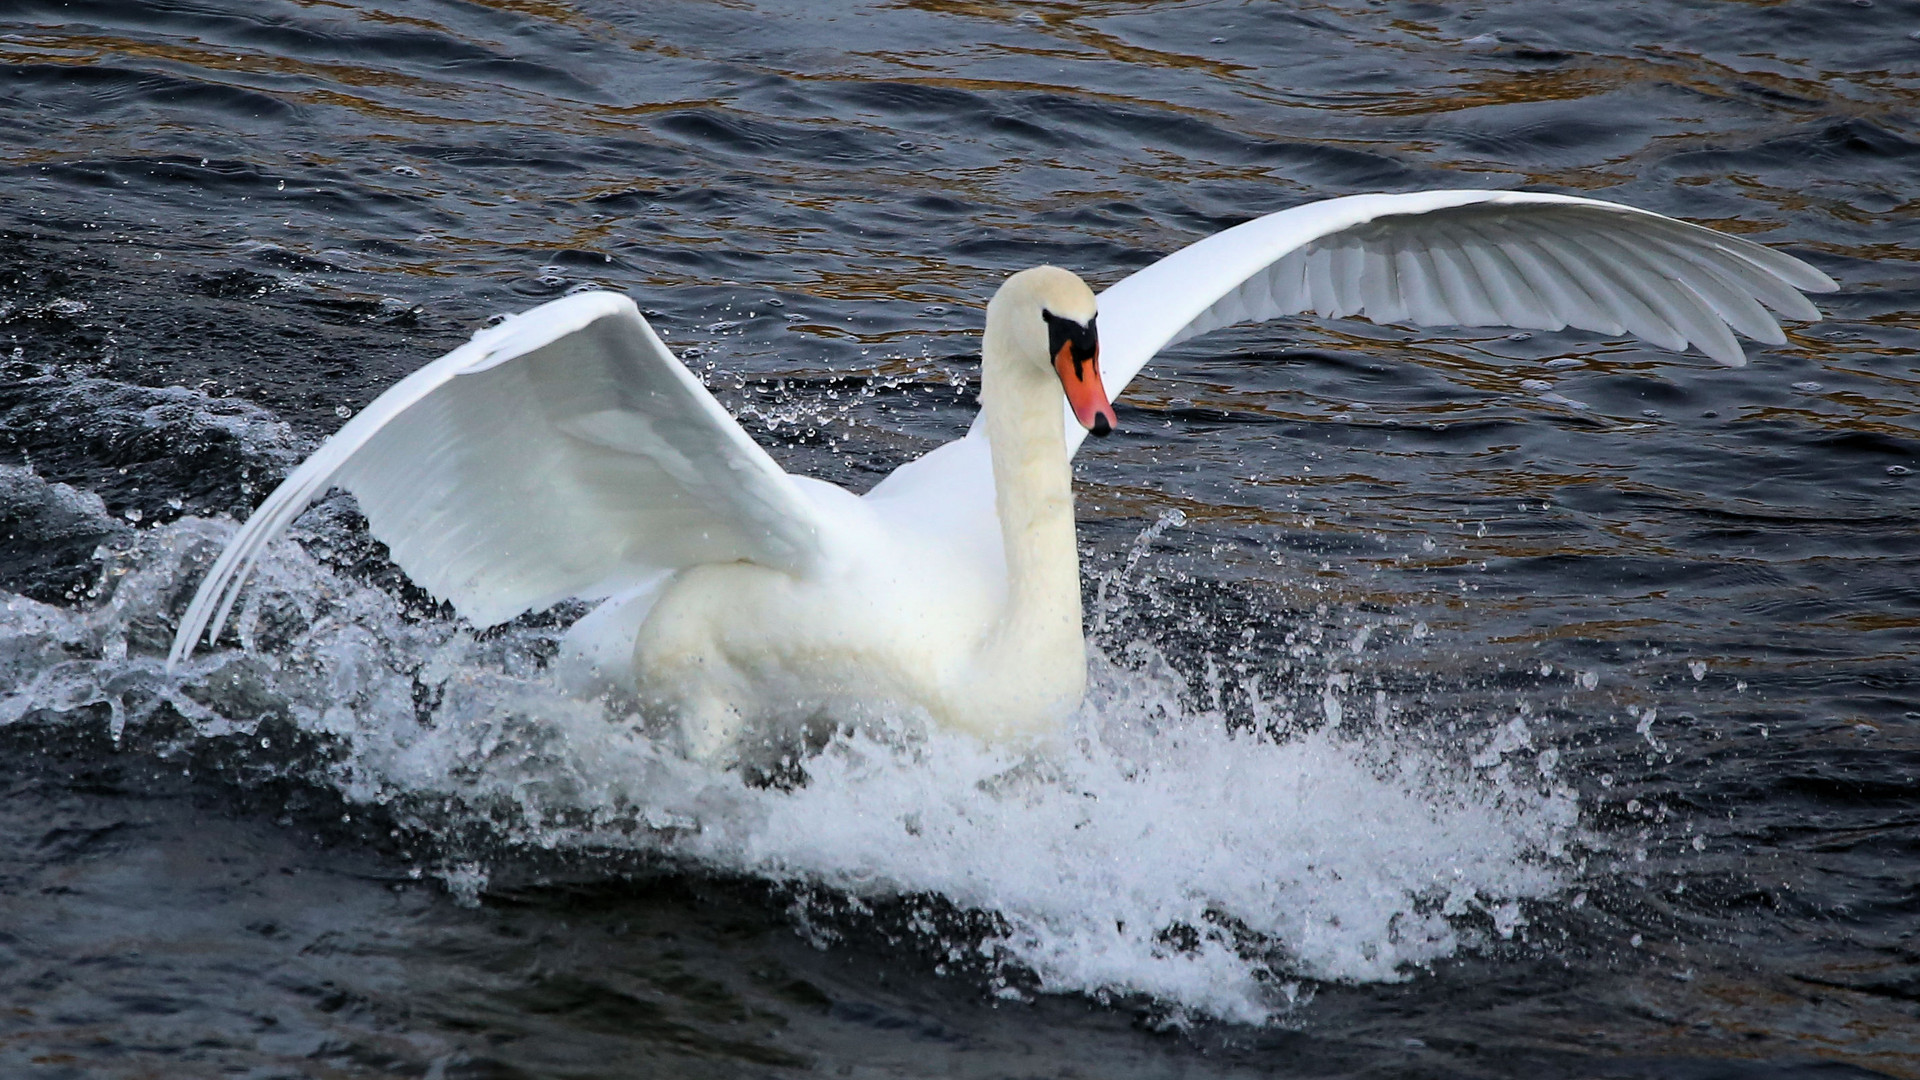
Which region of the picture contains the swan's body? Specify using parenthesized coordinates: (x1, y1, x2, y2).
(168, 190, 1837, 764)
(615, 269, 1103, 757)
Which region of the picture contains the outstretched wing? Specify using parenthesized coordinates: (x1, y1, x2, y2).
(1076, 189, 1838, 454)
(170, 291, 829, 666)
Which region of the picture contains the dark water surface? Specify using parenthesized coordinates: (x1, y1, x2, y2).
(3, 1, 1920, 1076)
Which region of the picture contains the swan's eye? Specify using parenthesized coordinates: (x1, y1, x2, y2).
(1041, 310, 1098, 376)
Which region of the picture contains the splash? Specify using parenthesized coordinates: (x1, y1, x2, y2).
(0, 513, 1578, 1024)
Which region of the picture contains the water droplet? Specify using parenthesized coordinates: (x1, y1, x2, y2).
(1630, 933, 1643, 947)
(1544, 357, 1584, 369)
(897, 140, 916, 150)
(1641, 408, 1661, 418)
(166, 496, 183, 510)
(1579, 670, 1598, 690)
(1688, 659, 1707, 681)
(260, 737, 271, 748)
(1209, 36, 1226, 43)
(1691, 836, 1706, 851)
(1520, 379, 1552, 392)
(392, 165, 422, 177)
(335, 404, 352, 418)
(1791, 380, 1823, 392)
(1888, 465, 1911, 476)
(1508, 332, 1533, 341)
(123, 507, 142, 523)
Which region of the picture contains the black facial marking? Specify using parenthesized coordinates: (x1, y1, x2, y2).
(1042, 309, 1098, 378)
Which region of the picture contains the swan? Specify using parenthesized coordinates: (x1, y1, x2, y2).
(168, 190, 1836, 764)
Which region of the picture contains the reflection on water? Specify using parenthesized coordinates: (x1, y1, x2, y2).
(2, 0, 1918, 1076)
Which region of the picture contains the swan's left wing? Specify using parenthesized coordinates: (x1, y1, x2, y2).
(1080, 190, 1838, 454)
(170, 291, 828, 666)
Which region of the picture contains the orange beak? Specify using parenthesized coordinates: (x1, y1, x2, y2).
(1055, 340, 1115, 437)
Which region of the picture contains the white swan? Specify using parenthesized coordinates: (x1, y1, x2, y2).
(168, 190, 1836, 763)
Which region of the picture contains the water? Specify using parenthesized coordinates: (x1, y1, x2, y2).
(3, 0, 1918, 1075)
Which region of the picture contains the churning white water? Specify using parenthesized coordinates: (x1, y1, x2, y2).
(0, 480, 1578, 1025)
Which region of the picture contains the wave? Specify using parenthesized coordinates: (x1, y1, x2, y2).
(0, 492, 1579, 1024)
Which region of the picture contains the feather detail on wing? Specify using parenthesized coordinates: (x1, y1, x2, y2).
(169, 291, 827, 666)
(1074, 190, 1837, 454)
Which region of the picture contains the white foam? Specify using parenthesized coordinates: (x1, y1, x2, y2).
(0, 516, 1579, 1024)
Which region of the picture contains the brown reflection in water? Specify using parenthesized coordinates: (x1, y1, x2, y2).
(1337, 65, 1626, 120)
(403, 0, 608, 33)
(291, 0, 463, 35)
(13, 33, 474, 104)
(808, 61, 1242, 127)
(1832, 611, 1920, 633)
(891, 0, 1257, 81)
(1808, 241, 1920, 268)
(1489, 617, 1671, 646)
(1677, 972, 1920, 1080)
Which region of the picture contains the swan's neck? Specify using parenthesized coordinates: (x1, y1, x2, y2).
(975, 326, 1085, 712)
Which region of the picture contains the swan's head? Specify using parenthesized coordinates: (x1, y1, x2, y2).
(989, 266, 1115, 437)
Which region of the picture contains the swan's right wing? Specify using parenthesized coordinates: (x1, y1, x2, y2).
(1084, 190, 1837, 453)
(170, 291, 828, 666)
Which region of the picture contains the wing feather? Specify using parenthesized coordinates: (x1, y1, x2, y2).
(1082, 190, 1835, 454)
(170, 291, 831, 666)
(1359, 242, 1402, 325)
(1327, 241, 1367, 318)
(1535, 232, 1688, 351)
(1577, 230, 1741, 364)
(1484, 224, 1618, 334)
(1637, 233, 1787, 344)
(1456, 231, 1557, 330)
(1423, 231, 1505, 327)
(1395, 242, 1451, 326)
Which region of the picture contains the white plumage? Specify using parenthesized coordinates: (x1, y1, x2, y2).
(169, 191, 1835, 763)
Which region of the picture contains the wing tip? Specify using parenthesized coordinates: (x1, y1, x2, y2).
(1801, 267, 1842, 295)
(1754, 249, 1839, 298)
(460, 290, 648, 375)
(1703, 344, 1749, 368)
